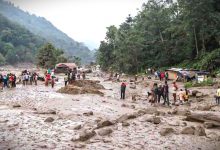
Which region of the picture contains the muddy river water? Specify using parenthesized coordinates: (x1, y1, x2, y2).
(0, 69, 220, 150)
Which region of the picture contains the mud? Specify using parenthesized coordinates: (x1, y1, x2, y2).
(0, 68, 220, 150)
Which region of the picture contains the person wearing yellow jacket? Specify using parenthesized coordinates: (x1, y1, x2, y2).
(216, 87, 220, 104)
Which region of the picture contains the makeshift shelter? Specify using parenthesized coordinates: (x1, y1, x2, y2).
(55, 63, 77, 73)
(165, 68, 183, 80)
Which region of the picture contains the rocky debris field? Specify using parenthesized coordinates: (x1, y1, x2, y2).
(0, 71, 220, 150)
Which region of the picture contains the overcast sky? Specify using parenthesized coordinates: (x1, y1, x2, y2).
(8, 0, 147, 49)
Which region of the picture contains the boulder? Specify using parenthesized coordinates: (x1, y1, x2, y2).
(194, 126, 206, 136)
(192, 90, 199, 97)
(137, 107, 158, 115)
(197, 105, 211, 111)
(44, 117, 54, 123)
(122, 122, 130, 127)
(83, 111, 94, 116)
(159, 127, 175, 136)
(145, 116, 161, 124)
(97, 128, 113, 136)
(116, 113, 137, 123)
(12, 104, 21, 108)
(96, 120, 114, 129)
(196, 92, 203, 98)
(181, 126, 195, 135)
(73, 130, 96, 141)
(74, 124, 82, 130)
(204, 122, 213, 129)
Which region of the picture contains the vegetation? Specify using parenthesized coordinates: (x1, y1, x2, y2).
(97, 0, 220, 74)
(0, 0, 94, 64)
(37, 43, 67, 68)
(0, 13, 44, 65)
(184, 78, 214, 88)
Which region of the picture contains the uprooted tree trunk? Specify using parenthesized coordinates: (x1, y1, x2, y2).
(185, 112, 220, 128)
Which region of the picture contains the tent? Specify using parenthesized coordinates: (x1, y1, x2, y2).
(55, 63, 77, 73)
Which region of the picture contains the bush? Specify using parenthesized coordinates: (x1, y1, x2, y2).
(184, 77, 214, 88)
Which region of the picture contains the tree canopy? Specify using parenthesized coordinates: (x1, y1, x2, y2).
(97, 0, 220, 74)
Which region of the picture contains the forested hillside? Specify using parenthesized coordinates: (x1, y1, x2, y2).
(0, 0, 94, 64)
(97, 0, 220, 74)
(0, 13, 45, 65)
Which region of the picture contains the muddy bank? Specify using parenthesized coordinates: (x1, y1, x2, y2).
(57, 80, 105, 96)
(0, 71, 220, 149)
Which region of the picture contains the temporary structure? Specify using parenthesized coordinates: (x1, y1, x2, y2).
(55, 63, 77, 73)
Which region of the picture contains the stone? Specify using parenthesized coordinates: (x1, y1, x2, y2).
(194, 126, 206, 136)
(181, 126, 195, 135)
(204, 122, 213, 129)
(137, 107, 158, 115)
(44, 117, 54, 123)
(96, 120, 114, 129)
(72, 130, 96, 141)
(145, 116, 161, 124)
(116, 113, 137, 123)
(97, 128, 113, 136)
(197, 105, 211, 111)
(37, 109, 56, 114)
(83, 111, 93, 116)
(192, 90, 199, 97)
(196, 92, 203, 98)
(159, 127, 175, 136)
(121, 104, 127, 107)
(122, 122, 130, 127)
(74, 144, 86, 148)
(74, 124, 82, 130)
(12, 104, 21, 108)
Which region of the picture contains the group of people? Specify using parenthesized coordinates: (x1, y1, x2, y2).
(0, 73, 17, 90)
(45, 69, 55, 88)
(120, 75, 190, 106)
(21, 70, 38, 86)
(150, 81, 189, 106)
(154, 71, 169, 81)
(64, 69, 86, 86)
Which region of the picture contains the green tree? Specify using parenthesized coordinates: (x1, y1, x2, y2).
(37, 43, 57, 68)
(0, 53, 6, 65)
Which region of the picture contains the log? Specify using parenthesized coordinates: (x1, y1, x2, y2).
(185, 112, 220, 128)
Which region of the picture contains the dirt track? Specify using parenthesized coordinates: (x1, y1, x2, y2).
(0, 69, 220, 150)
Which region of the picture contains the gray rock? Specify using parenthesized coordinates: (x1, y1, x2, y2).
(83, 111, 93, 116)
(192, 90, 199, 97)
(204, 122, 213, 129)
(96, 120, 114, 129)
(196, 92, 203, 98)
(72, 130, 96, 141)
(74, 124, 82, 130)
(181, 126, 195, 135)
(97, 128, 113, 136)
(74, 143, 86, 148)
(159, 127, 175, 136)
(197, 105, 211, 111)
(145, 116, 161, 124)
(44, 117, 54, 123)
(194, 126, 206, 136)
(12, 104, 21, 108)
(116, 113, 137, 123)
(122, 122, 130, 127)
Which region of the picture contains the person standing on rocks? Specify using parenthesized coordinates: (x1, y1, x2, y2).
(3, 75, 8, 88)
(216, 86, 220, 104)
(82, 72, 86, 80)
(171, 82, 178, 104)
(64, 74, 68, 86)
(163, 81, 169, 106)
(0, 74, 3, 91)
(158, 84, 165, 103)
(120, 82, 126, 99)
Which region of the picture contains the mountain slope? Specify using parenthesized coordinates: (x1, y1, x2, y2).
(0, 0, 94, 63)
(0, 13, 45, 64)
